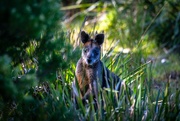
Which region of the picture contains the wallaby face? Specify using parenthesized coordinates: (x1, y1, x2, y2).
(81, 31, 104, 66)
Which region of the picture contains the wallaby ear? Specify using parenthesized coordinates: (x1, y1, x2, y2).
(81, 31, 90, 44)
(95, 33, 104, 45)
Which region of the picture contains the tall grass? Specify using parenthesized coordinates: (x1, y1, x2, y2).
(63, 1, 180, 114)
(1, 28, 179, 121)
(28, 8, 180, 121)
(51, 31, 180, 120)
(1, 1, 179, 120)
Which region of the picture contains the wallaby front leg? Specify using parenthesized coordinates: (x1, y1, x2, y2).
(92, 80, 100, 109)
(83, 81, 98, 100)
(82, 81, 99, 109)
(82, 84, 93, 103)
(72, 80, 83, 107)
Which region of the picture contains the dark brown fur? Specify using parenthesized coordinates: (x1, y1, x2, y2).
(72, 31, 122, 107)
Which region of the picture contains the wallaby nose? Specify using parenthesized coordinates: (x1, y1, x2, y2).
(87, 58, 91, 64)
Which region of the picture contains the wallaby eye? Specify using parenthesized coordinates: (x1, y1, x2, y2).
(83, 48, 88, 53)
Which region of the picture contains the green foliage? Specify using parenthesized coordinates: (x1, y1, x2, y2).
(0, 0, 180, 120)
(0, 0, 79, 120)
(60, 0, 180, 120)
(0, 0, 62, 63)
(0, 55, 18, 100)
(10, 83, 77, 121)
(146, 0, 180, 49)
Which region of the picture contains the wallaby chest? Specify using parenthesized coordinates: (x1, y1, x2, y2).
(75, 58, 103, 93)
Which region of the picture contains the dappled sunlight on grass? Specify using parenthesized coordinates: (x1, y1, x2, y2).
(0, 0, 180, 120)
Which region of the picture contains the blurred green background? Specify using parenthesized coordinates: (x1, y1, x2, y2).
(0, 0, 179, 120)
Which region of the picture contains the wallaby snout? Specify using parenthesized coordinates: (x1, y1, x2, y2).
(87, 58, 92, 64)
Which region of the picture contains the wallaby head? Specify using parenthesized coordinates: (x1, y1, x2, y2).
(80, 31, 104, 66)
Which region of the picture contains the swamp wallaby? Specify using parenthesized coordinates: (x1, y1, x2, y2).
(72, 31, 124, 106)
